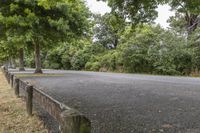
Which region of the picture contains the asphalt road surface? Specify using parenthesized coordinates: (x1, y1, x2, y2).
(9, 69, 200, 133)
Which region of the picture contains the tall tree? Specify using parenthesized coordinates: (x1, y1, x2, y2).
(0, 0, 90, 73)
(167, 0, 200, 71)
(19, 48, 25, 71)
(0, 1, 27, 71)
(167, 0, 200, 35)
(93, 13, 125, 49)
(100, 0, 200, 31)
(99, 0, 164, 24)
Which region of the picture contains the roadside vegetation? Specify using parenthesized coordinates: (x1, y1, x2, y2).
(0, 71, 48, 133)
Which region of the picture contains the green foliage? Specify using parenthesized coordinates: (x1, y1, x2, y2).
(85, 62, 101, 71)
(188, 27, 200, 70)
(71, 50, 91, 70)
(119, 25, 157, 73)
(98, 50, 121, 71)
(167, 0, 200, 35)
(71, 44, 105, 70)
(173, 51, 192, 74)
(0, 0, 90, 70)
(100, 0, 165, 24)
(167, 0, 200, 14)
(25, 53, 35, 68)
(34, 23, 195, 75)
(118, 25, 192, 75)
(43, 48, 63, 69)
(39, 39, 105, 70)
(93, 13, 125, 48)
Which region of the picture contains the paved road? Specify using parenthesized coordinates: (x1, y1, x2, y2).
(9, 69, 200, 133)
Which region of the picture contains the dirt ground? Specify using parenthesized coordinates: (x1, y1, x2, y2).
(0, 71, 48, 133)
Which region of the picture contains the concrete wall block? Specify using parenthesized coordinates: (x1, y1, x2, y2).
(14, 77, 20, 97)
(60, 109, 91, 133)
(25, 85, 33, 116)
(33, 88, 63, 122)
(10, 74, 14, 88)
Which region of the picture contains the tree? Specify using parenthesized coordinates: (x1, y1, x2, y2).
(0, 18, 19, 69)
(119, 25, 159, 73)
(118, 24, 192, 75)
(18, 48, 25, 71)
(167, 0, 200, 72)
(0, 1, 30, 71)
(100, 0, 200, 33)
(99, 0, 164, 24)
(0, 0, 90, 73)
(0, 39, 18, 69)
(6, 29, 27, 71)
(93, 13, 125, 49)
(167, 0, 200, 35)
(188, 27, 200, 71)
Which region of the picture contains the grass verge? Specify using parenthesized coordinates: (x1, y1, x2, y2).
(16, 73, 64, 78)
(0, 71, 48, 133)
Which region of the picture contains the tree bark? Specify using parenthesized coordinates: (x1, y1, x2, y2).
(4, 60, 9, 70)
(8, 58, 12, 68)
(9, 57, 16, 69)
(185, 13, 200, 36)
(34, 43, 43, 74)
(113, 37, 118, 49)
(19, 48, 25, 71)
(12, 58, 16, 69)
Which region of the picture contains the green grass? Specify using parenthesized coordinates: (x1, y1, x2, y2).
(16, 73, 65, 78)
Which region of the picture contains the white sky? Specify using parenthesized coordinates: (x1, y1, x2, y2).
(85, 0, 175, 28)
(85, 0, 111, 15)
(155, 5, 175, 28)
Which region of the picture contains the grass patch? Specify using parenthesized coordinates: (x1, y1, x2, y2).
(191, 75, 200, 77)
(0, 72, 48, 133)
(16, 73, 64, 78)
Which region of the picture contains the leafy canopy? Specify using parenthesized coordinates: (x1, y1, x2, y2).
(0, 0, 90, 47)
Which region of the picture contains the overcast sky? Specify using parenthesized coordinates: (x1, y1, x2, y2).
(85, 0, 175, 28)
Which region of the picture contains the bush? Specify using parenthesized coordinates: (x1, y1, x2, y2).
(120, 43, 150, 73)
(97, 50, 122, 71)
(154, 65, 181, 75)
(43, 49, 62, 69)
(25, 54, 35, 68)
(71, 50, 90, 70)
(90, 62, 101, 71)
(173, 51, 192, 74)
(85, 62, 93, 70)
(61, 53, 72, 70)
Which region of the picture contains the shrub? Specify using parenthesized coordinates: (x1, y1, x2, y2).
(71, 50, 90, 70)
(90, 62, 101, 71)
(85, 62, 93, 70)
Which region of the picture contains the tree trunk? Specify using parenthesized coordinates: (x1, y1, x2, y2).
(113, 37, 118, 49)
(8, 58, 12, 68)
(19, 48, 25, 71)
(185, 13, 200, 37)
(4, 60, 9, 70)
(34, 43, 43, 74)
(11, 58, 16, 69)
